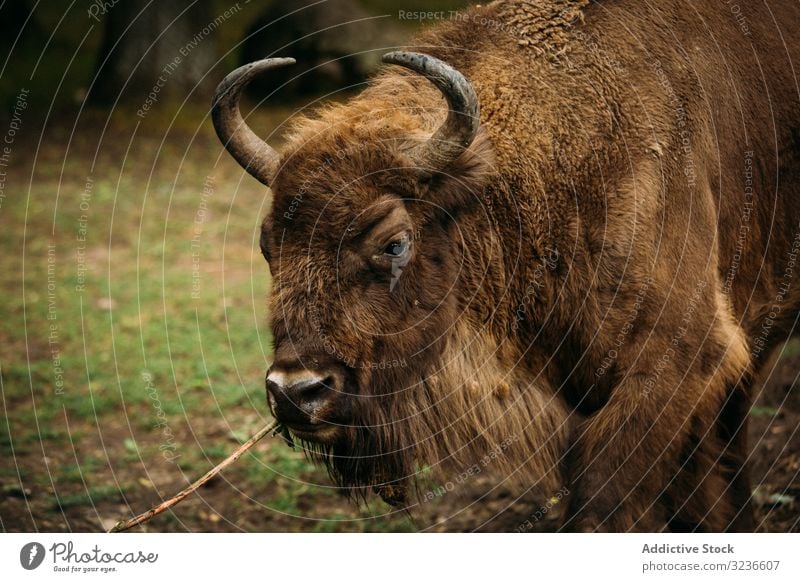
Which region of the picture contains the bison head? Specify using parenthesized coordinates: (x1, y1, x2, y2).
(212, 53, 564, 502)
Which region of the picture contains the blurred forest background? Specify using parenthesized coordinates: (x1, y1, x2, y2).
(0, 0, 797, 532)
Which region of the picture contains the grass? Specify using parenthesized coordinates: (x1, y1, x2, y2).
(53, 485, 124, 510)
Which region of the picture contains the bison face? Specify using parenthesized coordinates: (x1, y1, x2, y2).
(264, 186, 427, 445)
(213, 52, 493, 492)
(262, 147, 486, 447)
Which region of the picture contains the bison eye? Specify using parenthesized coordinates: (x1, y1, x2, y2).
(383, 234, 410, 258)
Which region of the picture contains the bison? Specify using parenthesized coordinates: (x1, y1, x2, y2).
(211, 0, 800, 531)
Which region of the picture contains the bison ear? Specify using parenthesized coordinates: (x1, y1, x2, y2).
(421, 128, 495, 210)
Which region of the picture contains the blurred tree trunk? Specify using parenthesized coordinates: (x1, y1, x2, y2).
(88, 0, 217, 106)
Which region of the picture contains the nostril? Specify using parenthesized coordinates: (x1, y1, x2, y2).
(294, 376, 334, 401)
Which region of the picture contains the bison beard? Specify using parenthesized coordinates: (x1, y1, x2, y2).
(212, 0, 800, 531)
(304, 323, 570, 505)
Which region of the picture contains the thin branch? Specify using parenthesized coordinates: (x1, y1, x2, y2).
(107, 419, 282, 533)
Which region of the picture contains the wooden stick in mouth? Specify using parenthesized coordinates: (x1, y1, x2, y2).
(107, 419, 285, 533)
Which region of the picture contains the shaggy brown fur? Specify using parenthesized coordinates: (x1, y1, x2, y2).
(251, 0, 800, 531)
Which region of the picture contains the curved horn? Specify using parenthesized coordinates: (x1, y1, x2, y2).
(211, 58, 295, 186)
(382, 51, 480, 171)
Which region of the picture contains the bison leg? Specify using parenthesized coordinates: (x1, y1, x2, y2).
(716, 381, 755, 531)
(561, 373, 688, 532)
(662, 420, 729, 532)
(561, 305, 750, 532)
(657, 380, 753, 532)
